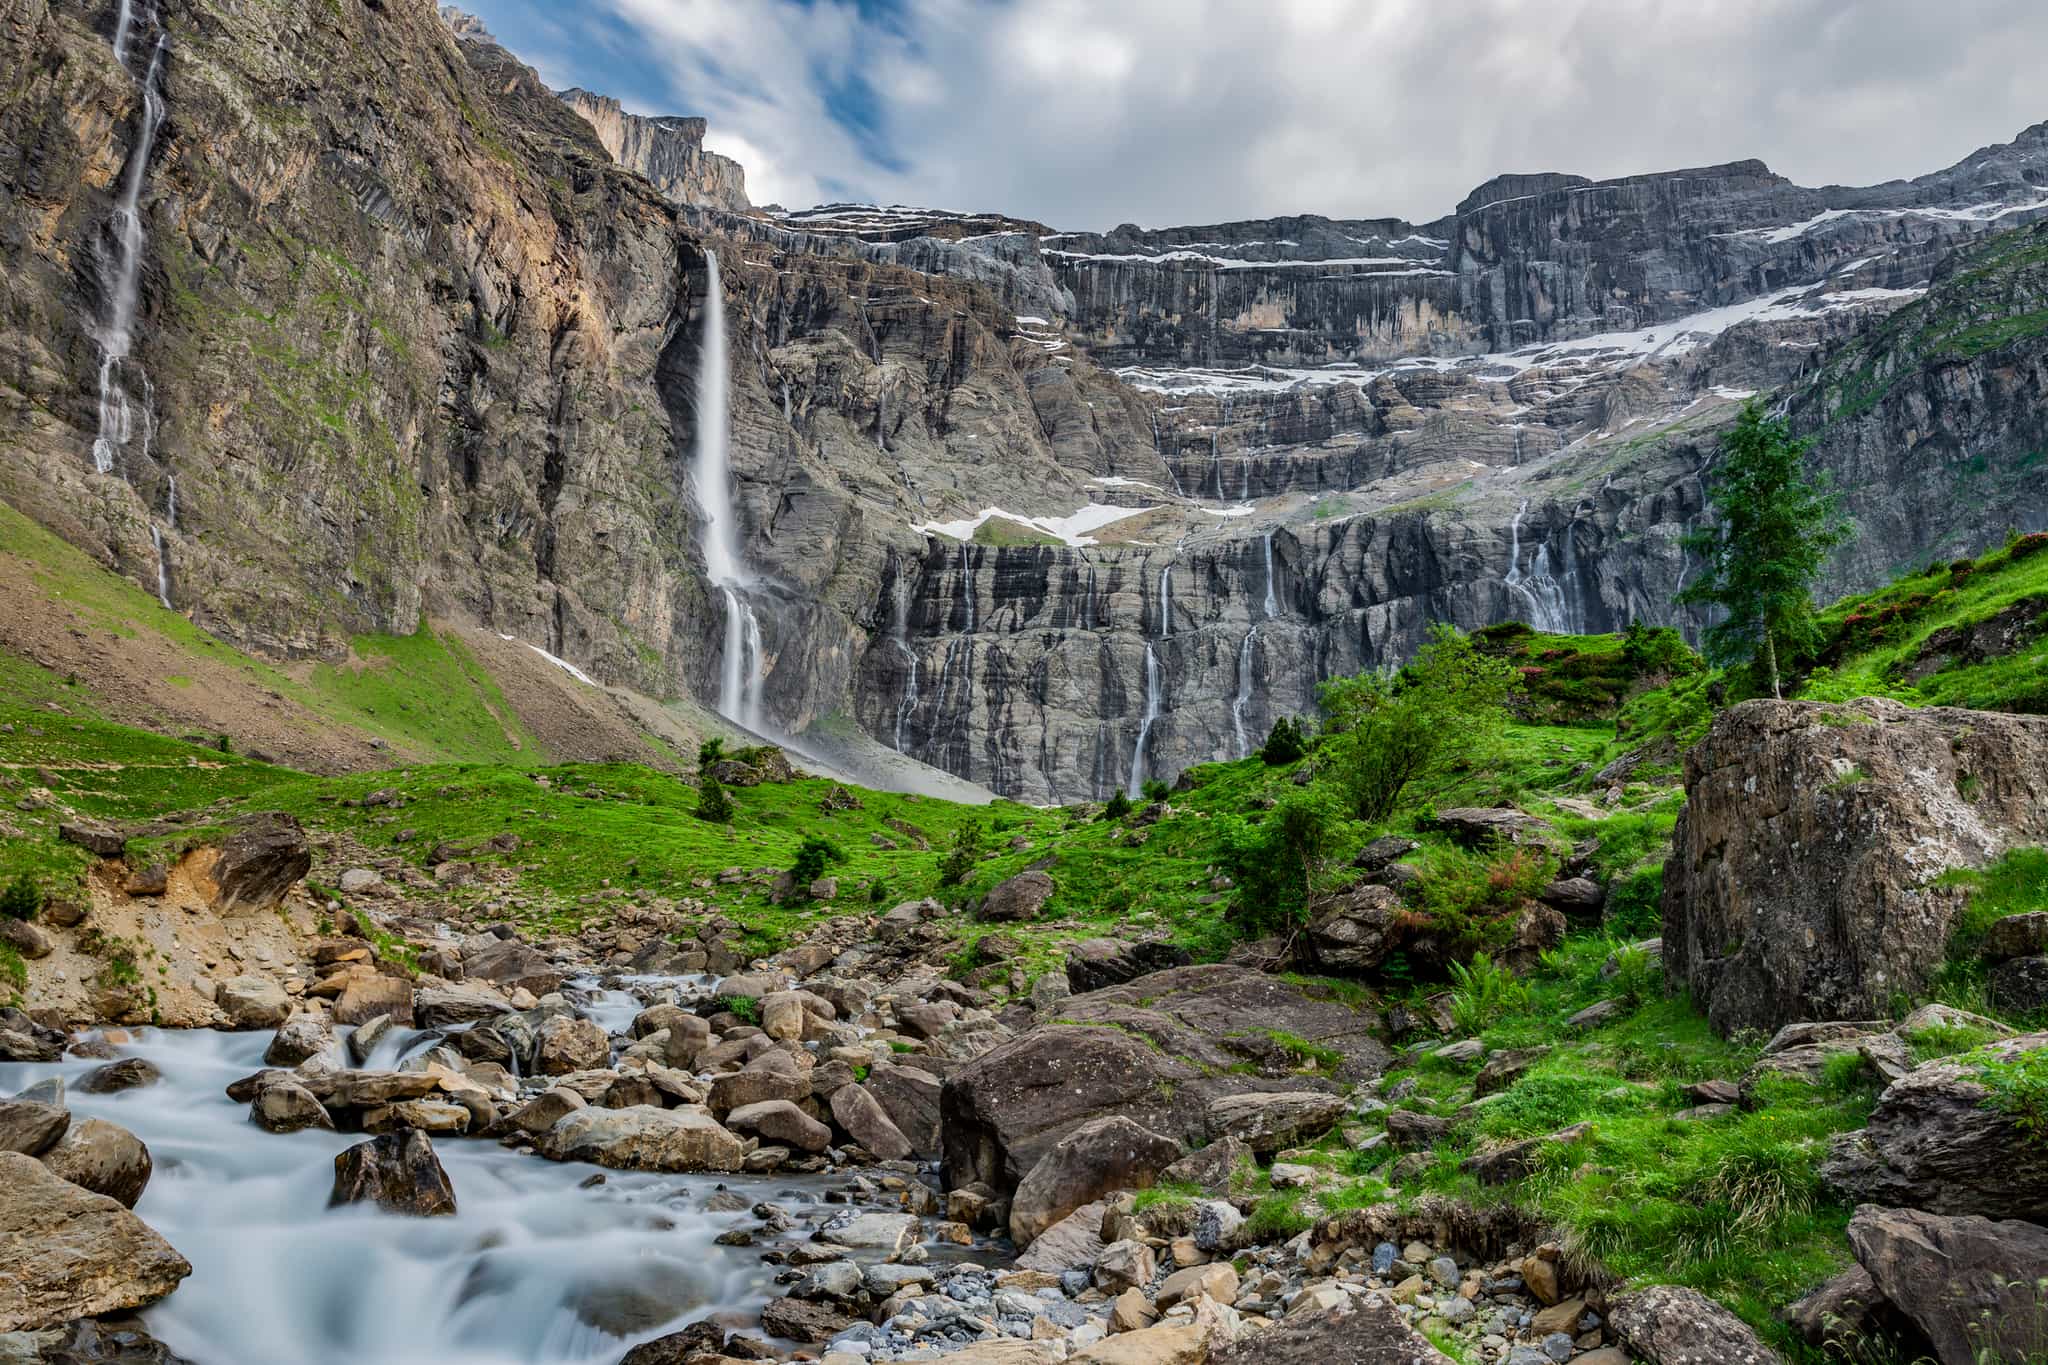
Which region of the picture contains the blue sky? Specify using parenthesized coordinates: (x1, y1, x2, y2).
(459, 0, 2048, 231)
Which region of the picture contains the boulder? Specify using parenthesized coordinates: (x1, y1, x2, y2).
(1073, 1324, 1207, 1365)
(76, 1059, 161, 1095)
(1014, 1200, 1108, 1273)
(981, 870, 1055, 922)
(1384, 1109, 1452, 1149)
(0, 1152, 190, 1331)
(1848, 1205, 2048, 1365)
(828, 1084, 914, 1161)
(535, 1016, 610, 1075)
(252, 1080, 335, 1134)
(1539, 876, 1605, 914)
(263, 1014, 335, 1066)
(206, 814, 311, 913)
(815, 1210, 919, 1252)
(38, 1118, 152, 1208)
(1984, 910, 2048, 962)
(0, 919, 51, 960)
(414, 987, 511, 1029)
(1609, 1283, 1783, 1364)
(1064, 938, 1197, 993)
(500, 1088, 587, 1137)
(1009, 1115, 1182, 1247)
(215, 976, 291, 1030)
(1430, 807, 1562, 850)
(58, 821, 128, 857)
(863, 1062, 943, 1156)
(1991, 955, 2048, 1014)
(725, 1100, 831, 1153)
(463, 940, 563, 998)
(708, 1060, 811, 1116)
(0, 1099, 69, 1156)
(759, 1296, 850, 1342)
(1156, 1262, 1238, 1310)
(1162, 1136, 1251, 1194)
(535, 1105, 743, 1172)
(1663, 699, 2048, 1034)
(1208, 1300, 1454, 1365)
(334, 976, 414, 1028)
(1093, 1239, 1155, 1293)
(330, 1130, 457, 1216)
(1782, 1264, 1929, 1361)
(1820, 1033, 2048, 1219)
(1303, 883, 1404, 974)
(1205, 1091, 1346, 1154)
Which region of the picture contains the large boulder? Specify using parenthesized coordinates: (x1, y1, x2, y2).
(39, 1118, 153, 1208)
(215, 976, 292, 1030)
(1820, 1032, 2048, 1219)
(330, 1130, 457, 1216)
(863, 1062, 943, 1156)
(980, 870, 1055, 922)
(463, 940, 563, 997)
(1008, 1115, 1182, 1247)
(333, 976, 414, 1028)
(535, 1105, 743, 1172)
(206, 813, 311, 913)
(535, 1016, 609, 1075)
(1849, 1205, 2048, 1365)
(1208, 1300, 1453, 1365)
(1303, 884, 1405, 975)
(0, 1098, 69, 1156)
(828, 1083, 914, 1160)
(0, 1152, 191, 1332)
(725, 1099, 831, 1153)
(1205, 1091, 1346, 1154)
(1662, 699, 2048, 1034)
(1064, 938, 1194, 993)
(1609, 1284, 1783, 1364)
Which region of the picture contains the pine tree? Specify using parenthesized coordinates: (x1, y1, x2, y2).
(1677, 403, 1849, 698)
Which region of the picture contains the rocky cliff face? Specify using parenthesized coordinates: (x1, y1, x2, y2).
(3, 0, 2046, 805)
(560, 89, 749, 213)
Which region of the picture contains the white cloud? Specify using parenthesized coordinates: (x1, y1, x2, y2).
(575, 0, 2048, 229)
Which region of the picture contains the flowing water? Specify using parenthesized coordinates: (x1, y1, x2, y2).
(90, 28, 168, 476)
(0, 972, 899, 1365)
(150, 524, 172, 609)
(1503, 499, 1572, 634)
(1230, 627, 1259, 758)
(1127, 563, 1175, 795)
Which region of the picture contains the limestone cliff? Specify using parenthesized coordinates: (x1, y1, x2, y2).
(560, 89, 749, 213)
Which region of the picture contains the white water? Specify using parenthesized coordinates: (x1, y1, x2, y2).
(687, 252, 767, 729)
(91, 30, 167, 477)
(1127, 640, 1161, 798)
(111, 0, 136, 67)
(150, 525, 172, 609)
(0, 1022, 830, 1365)
(894, 639, 920, 753)
(1503, 499, 1572, 634)
(1230, 627, 1259, 758)
(164, 469, 178, 528)
(1261, 531, 1279, 619)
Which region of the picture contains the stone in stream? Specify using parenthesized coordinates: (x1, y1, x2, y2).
(329, 1130, 458, 1216)
(535, 1015, 610, 1075)
(252, 1080, 335, 1134)
(0, 1152, 191, 1332)
(499, 1088, 586, 1137)
(1008, 1115, 1182, 1248)
(263, 1013, 335, 1066)
(333, 975, 415, 1027)
(0, 1099, 69, 1156)
(462, 939, 563, 997)
(38, 1117, 153, 1208)
(828, 1083, 914, 1160)
(214, 977, 291, 1031)
(76, 1058, 162, 1094)
(535, 1105, 743, 1173)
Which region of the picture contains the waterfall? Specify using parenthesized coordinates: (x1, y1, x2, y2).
(891, 582, 919, 754)
(149, 525, 172, 610)
(1127, 641, 1161, 799)
(112, 0, 136, 66)
(1240, 456, 1251, 501)
(1560, 518, 1589, 633)
(1503, 499, 1572, 634)
(1157, 563, 1173, 637)
(89, 27, 168, 476)
(1261, 531, 1279, 619)
(1231, 628, 1259, 758)
(164, 470, 178, 528)
(961, 549, 977, 635)
(687, 251, 766, 729)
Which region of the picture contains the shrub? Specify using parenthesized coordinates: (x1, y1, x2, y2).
(725, 995, 761, 1025)
(1101, 790, 1134, 821)
(790, 835, 844, 893)
(1260, 716, 1310, 766)
(1621, 619, 1699, 677)
(0, 875, 40, 923)
(939, 821, 985, 886)
(696, 770, 734, 824)
(1976, 1046, 2048, 1147)
(868, 878, 892, 904)
(697, 736, 725, 771)
(1141, 778, 1170, 803)
(1222, 788, 1340, 936)
(1446, 953, 1531, 1035)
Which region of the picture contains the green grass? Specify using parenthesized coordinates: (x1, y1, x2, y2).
(300, 628, 546, 764)
(1930, 847, 2048, 1016)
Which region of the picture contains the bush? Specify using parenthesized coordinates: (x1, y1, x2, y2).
(938, 821, 985, 886)
(1222, 788, 1341, 936)
(697, 736, 725, 771)
(1101, 790, 1134, 821)
(1320, 625, 1520, 823)
(1141, 778, 1170, 803)
(1446, 952, 1531, 1035)
(1621, 619, 1699, 677)
(1260, 716, 1310, 766)
(696, 770, 734, 824)
(790, 835, 844, 892)
(0, 875, 40, 923)
(869, 878, 892, 904)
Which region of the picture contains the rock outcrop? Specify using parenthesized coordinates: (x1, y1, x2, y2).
(1848, 1206, 2048, 1365)
(560, 89, 748, 212)
(1662, 698, 2048, 1034)
(0, 1153, 191, 1332)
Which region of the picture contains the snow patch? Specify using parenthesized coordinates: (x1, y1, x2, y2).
(500, 634, 598, 687)
(912, 502, 1152, 547)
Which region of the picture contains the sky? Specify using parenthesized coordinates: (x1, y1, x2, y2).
(458, 0, 2048, 232)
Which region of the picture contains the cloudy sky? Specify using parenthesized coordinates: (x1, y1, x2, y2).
(460, 0, 2048, 231)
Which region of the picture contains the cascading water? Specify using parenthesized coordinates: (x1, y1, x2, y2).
(1261, 530, 1279, 619)
(891, 581, 920, 754)
(150, 524, 172, 610)
(112, 0, 136, 65)
(1232, 532, 1282, 757)
(1127, 563, 1173, 796)
(91, 27, 168, 477)
(687, 252, 766, 730)
(1503, 499, 1572, 634)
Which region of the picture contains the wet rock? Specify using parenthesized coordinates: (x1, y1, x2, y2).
(215, 977, 291, 1030)
(38, 1119, 152, 1208)
(0, 1153, 191, 1332)
(1010, 1115, 1182, 1247)
(12, 1315, 196, 1363)
(251, 1080, 335, 1134)
(500, 1088, 587, 1137)
(76, 1060, 160, 1095)
(334, 976, 415, 1028)
(1609, 1283, 1782, 1364)
(206, 814, 311, 914)
(815, 1210, 919, 1253)
(413, 987, 510, 1029)
(1849, 1205, 2048, 1365)
(1663, 699, 2048, 1034)
(827, 1084, 914, 1161)
(725, 1100, 831, 1153)
(535, 1105, 743, 1173)
(330, 1130, 457, 1216)
(1820, 1032, 2048, 1219)
(361, 1100, 471, 1135)
(536, 1016, 610, 1075)
(1206, 1091, 1346, 1154)
(980, 870, 1055, 922)
(862, 1062, 942, 1156)
(0, 1100, 69, 1157)
(463, 940, 564, 998)
(263, 1014, 335, 1066)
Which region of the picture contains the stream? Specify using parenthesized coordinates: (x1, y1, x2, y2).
(1, 977, 914, 1365)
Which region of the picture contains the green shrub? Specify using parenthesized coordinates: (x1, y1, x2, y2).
(790, 835, 844, 893)
(697, 736, 726, 771)
(1141, 778, 1170, 803)
(868, 878, 892, 904)
(1101, 790, 1134, 821)
(1976, 1046, 2048, 1146)
(1222, 788, 1340, 936)
(1621, 619, 1700, 677)
(1446, 952, 1531, 1035)
(725, 995, 761, 1025)
(1603, 866, 1664, 938)
(696, 770, 734, 824)
(938, 820, 985, 886)
(1260, 716, 1310, 766)
(0, 875, 41, 923)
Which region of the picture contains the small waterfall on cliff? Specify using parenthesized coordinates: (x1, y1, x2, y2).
(1127, 563, 1173, 797)
(89, 25, 168, 476)
(1262, 530, 1279, 618)
(891, 582, 919, 754)
(1504, 499, 1572, 634)
(1232, 532, 1282, 757)
(149, 525, 172, 610)
(688, 251, 766, 730)
(112, 0, 136, 65)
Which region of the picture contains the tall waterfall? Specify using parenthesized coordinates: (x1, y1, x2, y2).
(1128, 563, 1173, 797)
(891, 582, 920, 754)
(1261, 530, 1279, 618)
(90, 26, 168, 476)
(688, 251, 765, 730)
(149, 525, 172, 610)
(1233, 531, 1282, 757)
(1503, 499, 1572, 634)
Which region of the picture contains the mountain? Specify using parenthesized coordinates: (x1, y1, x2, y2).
(2, 0, 2045, 804)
